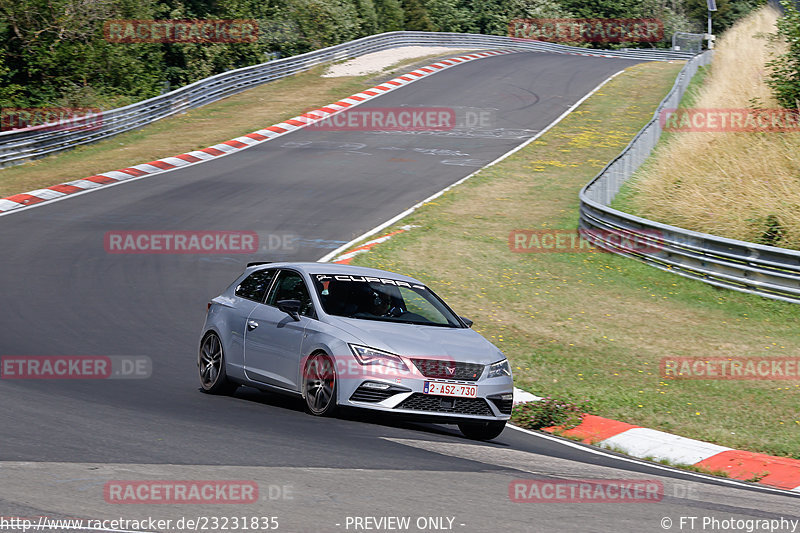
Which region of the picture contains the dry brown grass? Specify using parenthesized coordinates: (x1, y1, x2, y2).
(627, 6, 800, 249)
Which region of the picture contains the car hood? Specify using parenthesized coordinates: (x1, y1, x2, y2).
(324, 316, 504, 365)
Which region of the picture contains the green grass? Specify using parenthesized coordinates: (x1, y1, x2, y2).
(348, 60, 800, 459)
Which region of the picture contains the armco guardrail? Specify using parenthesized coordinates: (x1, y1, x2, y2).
(0, 31, 694, 168)
(580, 51, 800, 304)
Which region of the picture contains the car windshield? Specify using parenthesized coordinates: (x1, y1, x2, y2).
(312, 274, 462, 327)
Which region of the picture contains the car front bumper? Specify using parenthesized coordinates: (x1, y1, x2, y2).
(339, 374, 514, 421)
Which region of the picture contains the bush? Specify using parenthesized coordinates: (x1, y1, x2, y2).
(511, 396, 591, 430)
(767, 0, 800, 109)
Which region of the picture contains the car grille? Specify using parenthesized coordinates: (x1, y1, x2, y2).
(411, 359, 484, 381)
(396, 394, 493, 416)
(489, 396, 513, 415)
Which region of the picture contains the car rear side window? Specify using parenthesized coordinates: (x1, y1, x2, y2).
(235, 269, 276, 302)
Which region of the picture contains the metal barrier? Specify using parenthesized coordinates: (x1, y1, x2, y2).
(0, 31, 693, 168)
(579, 51, 800, 304)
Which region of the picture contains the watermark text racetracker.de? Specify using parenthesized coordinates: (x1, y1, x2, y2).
(302, 354, 472, 382)
(508, 228, 663, 254)
(1, 356, 151, 379)
(104, 19, 258, 43)
(661, 357, 800, 380)
(660, 108, 800, 132)
(0, 107, 102, 133)
(509, 18, 664, 43)
(660, 516, 799, 532)
(104, 480, 266, 504)
(510, 479, 664, 503)
(306, 107, 455, 132)
(104, 230, 298, 254)
(303, 106, 498, 132)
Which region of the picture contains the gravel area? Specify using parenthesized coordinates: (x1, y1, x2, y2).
(321, 46, 475, 77)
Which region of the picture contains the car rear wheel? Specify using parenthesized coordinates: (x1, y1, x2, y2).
(458, 420, 506, 441)
(303, 352, 337, 416)
(198, 332, 238, 395)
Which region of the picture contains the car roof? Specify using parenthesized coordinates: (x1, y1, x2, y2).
(246, 262, 426, 285)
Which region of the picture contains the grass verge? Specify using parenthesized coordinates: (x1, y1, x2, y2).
(0, 51, 474, 198)
(348, 59, 800, 459)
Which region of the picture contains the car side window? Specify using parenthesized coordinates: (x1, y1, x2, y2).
(267, 270, 315, 318)
(235, 269, 276, 302)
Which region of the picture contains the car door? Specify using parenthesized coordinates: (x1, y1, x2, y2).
(243, 269, 315, 391)
(214, 268, 277, 375)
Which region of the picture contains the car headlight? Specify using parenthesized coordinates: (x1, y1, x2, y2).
(349, 345, 409, 371)
(487, 359, 511, 379)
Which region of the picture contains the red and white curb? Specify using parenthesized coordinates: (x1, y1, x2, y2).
(0, 50, 523, 215)
(511, 392, 800, 492)
(331, 225, 418, 264)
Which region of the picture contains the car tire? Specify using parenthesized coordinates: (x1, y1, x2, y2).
(458, 420, 506, 441)
(198, 332, 238, 395)
(303, 352, 338, 416)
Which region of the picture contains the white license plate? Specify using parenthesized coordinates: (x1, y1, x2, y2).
(423, 381, 477, 398)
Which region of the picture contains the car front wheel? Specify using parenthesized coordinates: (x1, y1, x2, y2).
(458, 420, 506, 441)
(303, 352, 337, 416)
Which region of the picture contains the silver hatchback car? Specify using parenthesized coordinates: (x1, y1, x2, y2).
(198, 262, 513, 440)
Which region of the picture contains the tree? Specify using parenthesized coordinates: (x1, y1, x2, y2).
(0, 0, 165, 107)
(685, 0, 764, 33)
(557, 0, 641, 18)
(0, 51, 24, 107)
(510, 0, 575, 18)
(767, 0, 800, 108)
(354, 0, 380, 35)
(402, 0, 435, 30)
(423, 0, 473, 32)
(288, 0, 361, 48)
(375, 0, 405, 31)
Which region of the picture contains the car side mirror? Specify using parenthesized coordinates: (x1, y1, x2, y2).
(460, 316, 473, 328)
(277, 299, 302, 321)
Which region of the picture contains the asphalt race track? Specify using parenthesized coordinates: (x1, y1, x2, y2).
(1, 51, 798, 532)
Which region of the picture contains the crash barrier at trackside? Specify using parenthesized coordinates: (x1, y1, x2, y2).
(0, 31, 695, 168)
(579, 51, 800, 304)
